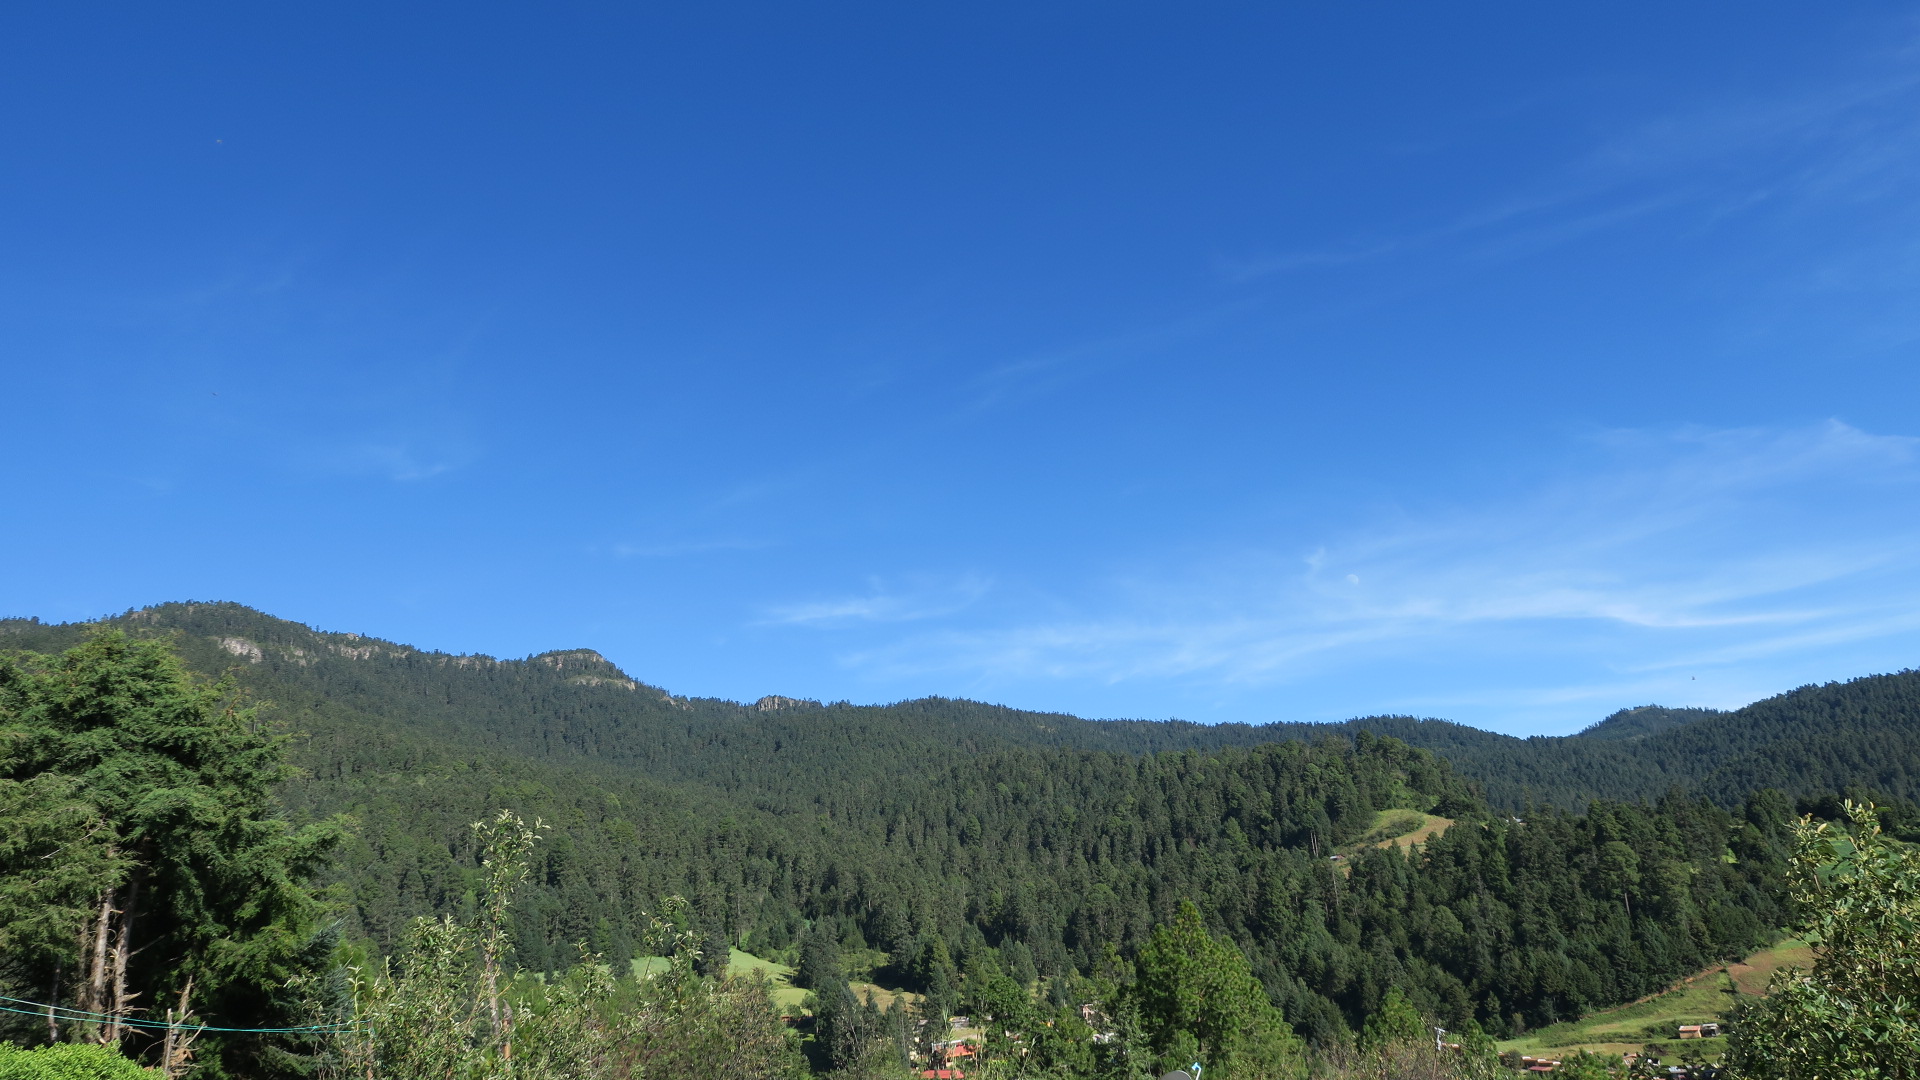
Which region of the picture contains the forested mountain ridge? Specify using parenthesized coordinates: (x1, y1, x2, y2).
(0, 603, 1296, 809)
(1372, 676, 1920, 809)
(5, 602, 1915, 812)
(1, 601, 1914, 1045)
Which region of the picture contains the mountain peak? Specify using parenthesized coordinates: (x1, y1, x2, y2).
(530, 648, 646, 691)
(1575, 704, 1723, 741)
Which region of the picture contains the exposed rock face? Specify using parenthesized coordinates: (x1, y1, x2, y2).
(533, 648, 612, 672)
(568, 675, 641, 690)
(218, 636, 263, 662)
(752, 695, 820, 712)
(38, 604, 705, 712)
(214, 633, 438, 667)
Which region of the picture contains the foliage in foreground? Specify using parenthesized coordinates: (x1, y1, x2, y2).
(336, 811, 803, 1080)
(0, 1043, 159, 1080)
(1726, 801, 1920, 1079)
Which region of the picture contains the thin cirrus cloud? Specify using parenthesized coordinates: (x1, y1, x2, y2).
(1225, 45, 1920, 285)
(610, 538, 772, 559)
(307, 438, 470, 483)
(824, 422, 1920, 716)
(762, 574, 993, 627)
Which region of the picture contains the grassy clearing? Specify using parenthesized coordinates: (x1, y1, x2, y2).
(631, 946, 796, 982)
(629, 947, 917, 1016)
(1379, 813, 1454, 851)
(726, 946, 796, 981)
(1345, 810, 1455, 853)
(1499, 970, 1734, 1059)
(849, 983, 922, 1012)
(723, 948, 811, 1012)
(1726, 938, 1810, 995)
(1496, 938, 1811, 1062)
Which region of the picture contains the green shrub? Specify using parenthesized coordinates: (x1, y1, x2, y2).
(0, 1043, 160, 1080)
(1725, 801, 1920, 1078)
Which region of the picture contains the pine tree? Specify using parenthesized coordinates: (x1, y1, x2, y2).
(0, 633, 343, 1076)
(1121, 902, 1306, 1080)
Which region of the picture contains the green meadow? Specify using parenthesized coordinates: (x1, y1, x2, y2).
(632, 948, 920, 1016)
(1497, 938, 1812, 1062)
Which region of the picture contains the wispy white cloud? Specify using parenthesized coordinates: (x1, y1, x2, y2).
(935, 31, 1920, 438)
(1226, 40, 1920, 282)
(610, 538, 772, 559)
(308, 438, 471, 482)
(826, 423, 1920, 707)
(763, 573, 992, 627)
(959, 301, 1257, 414)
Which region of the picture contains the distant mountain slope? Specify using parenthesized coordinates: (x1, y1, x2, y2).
(0, 603, 1287, 812)
(1348, 674, 1920, 809)
(3, 602, 1914, 812)
(1656, 673, 1920, 805)
(0, 602, 1886, 1040)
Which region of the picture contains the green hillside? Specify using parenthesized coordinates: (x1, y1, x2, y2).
(1497, 937, 1813, 1064)
(4, 601, 1914, 1048)
(1375, 672, 1920, 810)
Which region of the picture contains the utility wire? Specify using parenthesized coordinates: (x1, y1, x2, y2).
(0, 996, 364, 1034)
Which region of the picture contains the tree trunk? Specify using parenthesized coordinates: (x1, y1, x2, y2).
(82, 884, 115, 1034)
(46, 965, 62, 1043)
(159, 977, 198, 1079)
(105, 875, 141, 1045)
(502, 999, 515, 1070)
(481, 942, 501, 1035)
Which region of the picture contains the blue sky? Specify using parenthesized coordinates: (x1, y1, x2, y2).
(5, 3, 1920, 734)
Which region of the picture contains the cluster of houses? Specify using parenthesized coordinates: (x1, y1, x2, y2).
(913, 1009, 1126, 1078)
(916, 1017, 978, 1079)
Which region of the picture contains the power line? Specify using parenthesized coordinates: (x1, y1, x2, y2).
(0, 997, 363, 1035)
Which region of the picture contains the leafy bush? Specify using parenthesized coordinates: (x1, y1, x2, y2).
(335, 814, 803, 1080)
(0, 1043, 160, 1080)
(1725, 801, 1920, 1078)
